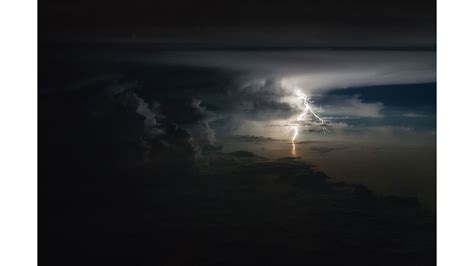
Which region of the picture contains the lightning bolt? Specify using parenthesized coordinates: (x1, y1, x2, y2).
(296, 89, 325, 124)
(290, 89, 327, 145)
(291, 125, 298, 156)
(291, 125, 298, 144)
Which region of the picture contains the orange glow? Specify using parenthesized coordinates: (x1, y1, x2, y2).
(291, 143, 297, 157)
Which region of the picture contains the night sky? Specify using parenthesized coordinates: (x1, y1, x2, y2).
(39, 1, 436, 265)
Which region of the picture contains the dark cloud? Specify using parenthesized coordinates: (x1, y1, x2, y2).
(159, 98, 215, 125)
(42, 142, 436, 265)
(310, 146, 347, 156)
(40, 78, 218, 170)
(229, 135, 282, 143)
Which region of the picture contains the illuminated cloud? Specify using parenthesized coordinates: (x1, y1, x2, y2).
(316, 95, 384, 118)
(156, 50, 435, 92)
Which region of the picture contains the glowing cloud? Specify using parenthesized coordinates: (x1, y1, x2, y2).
(286, 85, 327, 145)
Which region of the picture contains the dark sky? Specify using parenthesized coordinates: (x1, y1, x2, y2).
(40, 0, 436, 46)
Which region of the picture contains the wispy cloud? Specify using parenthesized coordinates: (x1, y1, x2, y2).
(402, 112, 428, 118)
(317, 95, 384, 118)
